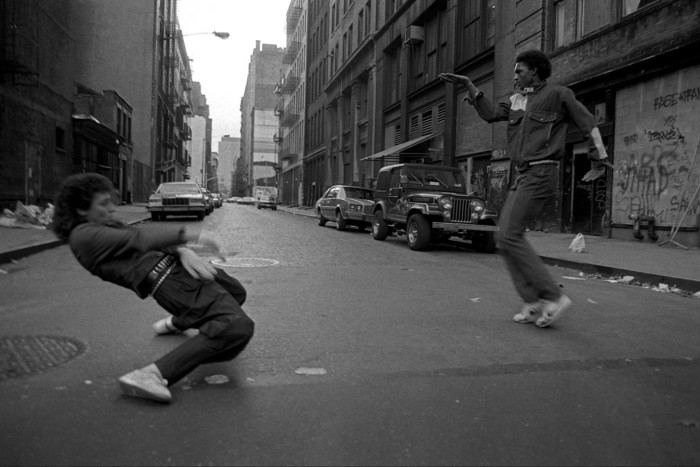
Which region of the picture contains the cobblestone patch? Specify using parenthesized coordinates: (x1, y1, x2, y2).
(0, 335, 86, 381)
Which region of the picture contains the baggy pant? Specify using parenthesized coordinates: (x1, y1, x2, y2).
(496, 164, 562, 304)
(151, 265, 255, 384)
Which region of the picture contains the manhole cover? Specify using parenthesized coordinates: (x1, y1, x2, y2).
(0, 335, 86, 381)
(212, 258, 280, 268)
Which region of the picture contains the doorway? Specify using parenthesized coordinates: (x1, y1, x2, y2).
(567, 142, 607, 235)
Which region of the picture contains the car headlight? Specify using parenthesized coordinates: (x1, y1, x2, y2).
(439, 197, 453, 210)
(471, 200, 485, 219)
(149, 196, 162, 205)
(190, 196, 204, 205)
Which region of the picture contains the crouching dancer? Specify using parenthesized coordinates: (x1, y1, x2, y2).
(52, 173, 255, 403)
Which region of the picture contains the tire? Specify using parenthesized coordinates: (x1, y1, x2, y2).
(372, 210, 389, 241)
(151, 212, 160, 221)
(272, 206, 277, 211)
(406, 214, 431, 251)
(472, 230, 497, 253)
(335, 210, 347, 231)
(196, 212, 205, 220)
(318, 210, 327, 226)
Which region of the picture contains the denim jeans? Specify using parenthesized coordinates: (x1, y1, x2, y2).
(496, 164, 562, 304)
(153, 266, 255, 384)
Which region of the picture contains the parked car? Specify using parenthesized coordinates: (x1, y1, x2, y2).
(370, 163, 498, 252)
(256, 194, 277, 210)
(203, 190, 214, 214)
(211, 193, 223, 208)
(147, 182, 207, 221)
(315, 185, 374, 231)
(238, 196, 256, 205)
(226, 197, 242, 204)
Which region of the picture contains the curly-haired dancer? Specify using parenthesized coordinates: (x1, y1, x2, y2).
(440, 50, 610, 327)
(52, 173, 254, 403)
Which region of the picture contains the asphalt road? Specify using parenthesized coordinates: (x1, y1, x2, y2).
(1, 204, 699, 466)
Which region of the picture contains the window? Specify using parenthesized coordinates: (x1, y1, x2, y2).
(365, 1, 371, 36)
(577, 0, 611, 37)
(457, 0, 496, 64)
(55, 127, 65, 151)
(385, 45, 401, 105)
(358, 11, 364, 40)
(623, 0, 658, 16)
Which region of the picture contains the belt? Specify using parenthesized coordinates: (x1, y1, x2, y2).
(144, 254, 177, 296)
(527, 159, 559, 166)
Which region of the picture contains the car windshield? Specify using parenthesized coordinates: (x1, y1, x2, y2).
(158, 183, 201, 194)
(344, 188, 373, 200)
(403, 168, 465, 193)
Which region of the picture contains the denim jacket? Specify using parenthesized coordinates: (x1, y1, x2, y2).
(471, 82, 600, 168)
(69, 222, 186, 298)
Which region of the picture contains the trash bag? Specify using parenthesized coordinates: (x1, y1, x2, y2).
(568, 233, 586, 253)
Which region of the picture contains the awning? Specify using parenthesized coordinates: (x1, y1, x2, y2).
(361, 134, 437, 162)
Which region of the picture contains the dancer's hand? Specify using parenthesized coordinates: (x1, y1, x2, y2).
(582, 161, 607, 182)
(438, 73, 471, 85)
(198, 231, 226, 262)
(177, 247, 218, 281)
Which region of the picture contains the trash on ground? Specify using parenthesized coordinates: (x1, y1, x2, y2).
(568, 233, 586, 253)
(295, 367, 327, 376)
(204, 374, 229, 385)
(693, 291, 700, 299)
(605, 279, 619, 283)
(621, 276, 635, 284)
(469, 297, 481, 302)
(84, 380, 92, 385)
(246, 377, 255, 383)
(587, 299, 598, 304)
(578, 272, 585, 277)
(651, 283, 671, 293)
(0, 202, 54, 229)
(562, 276, 586, 280)
(678, 419, 700, 428)
(0, 269, 7, 274)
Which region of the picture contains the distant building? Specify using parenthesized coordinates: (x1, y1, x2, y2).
(217, 136, 241, 197)
(240, 41, 285, 197)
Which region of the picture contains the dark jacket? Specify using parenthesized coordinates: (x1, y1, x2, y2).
(69, 222, 186, 298)
(471, 82, 600, 168)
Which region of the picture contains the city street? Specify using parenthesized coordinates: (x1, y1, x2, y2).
(1, 204, 699, 466)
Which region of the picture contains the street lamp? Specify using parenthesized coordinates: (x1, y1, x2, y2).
(182, 31, 230, 39)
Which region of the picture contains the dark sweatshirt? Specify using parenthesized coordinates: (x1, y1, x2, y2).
(69, 222, 186, 298)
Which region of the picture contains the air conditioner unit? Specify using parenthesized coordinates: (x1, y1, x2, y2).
(404, 25, 424, 44)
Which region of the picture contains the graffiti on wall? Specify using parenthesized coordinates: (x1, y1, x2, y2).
(612, 67, 700, 228)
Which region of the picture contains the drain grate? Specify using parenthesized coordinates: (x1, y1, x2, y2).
(212, 258, 280, 268)
(0, 335, 87, 381)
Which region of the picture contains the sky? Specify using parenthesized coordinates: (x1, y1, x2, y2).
(177, 0, 290, 143)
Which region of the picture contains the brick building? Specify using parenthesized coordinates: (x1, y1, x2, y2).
(289, 0, 699, 246)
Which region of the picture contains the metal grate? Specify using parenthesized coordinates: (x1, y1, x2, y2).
(163, 198, 189, 206)
(451, 199, 473, 223)
(0, 335, 86, 381)
(212, 258, 280, 268)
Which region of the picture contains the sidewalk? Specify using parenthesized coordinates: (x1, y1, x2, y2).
(277, 205, 700, 295)
(1, 203, 698, 295)
(0, 205, 151, 265)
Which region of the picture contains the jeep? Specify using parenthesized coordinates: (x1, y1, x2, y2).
(371, 163, 498, 252)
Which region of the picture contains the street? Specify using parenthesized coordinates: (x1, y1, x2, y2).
(1, 204, 699, 466)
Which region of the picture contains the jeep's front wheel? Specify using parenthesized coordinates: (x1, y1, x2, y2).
(317, 209, 327, 226)
(472, 230, 496, 253)
(372, 210, 389, 241)
(406, 214, 431, 251)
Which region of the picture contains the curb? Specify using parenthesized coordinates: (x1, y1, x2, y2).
(0, 217, 150, 265)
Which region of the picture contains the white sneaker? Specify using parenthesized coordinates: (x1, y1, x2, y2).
(513, 301, 543, 324)
(152, 316, 180, 335)
(118, 369, 172, 403)
(536, 295, 572, 328)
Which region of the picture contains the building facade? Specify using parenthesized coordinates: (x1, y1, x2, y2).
(276, 0, 308, 205)
(0, 0, 77, 209)
(292, 0, 699, 247)
(240, 41, 285, 197)
(217, 135, 242, 197)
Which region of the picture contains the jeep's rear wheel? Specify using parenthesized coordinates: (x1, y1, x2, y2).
(335, 211, 347, 231)
(472, 230, 496, 253)
(372, 210, 389, 241)
(407, 214, 431, 251)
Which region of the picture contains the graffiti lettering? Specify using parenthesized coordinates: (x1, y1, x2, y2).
(643, 117, 686, 145)
(653, 86, 700, 110)
(623, 134, 638, 146)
